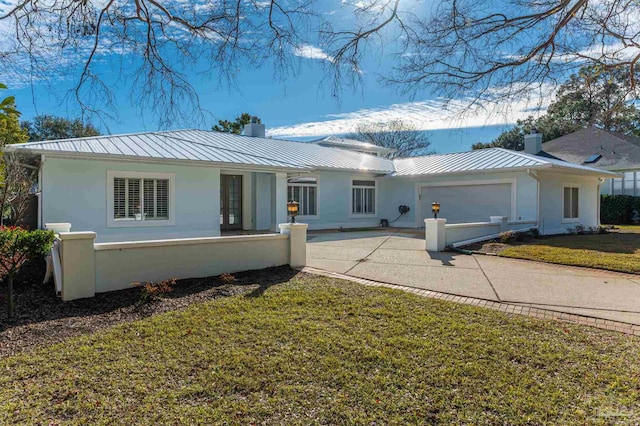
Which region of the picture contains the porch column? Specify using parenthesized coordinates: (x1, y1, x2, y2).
(271, 172, 288, 232)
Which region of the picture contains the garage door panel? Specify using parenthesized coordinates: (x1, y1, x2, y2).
(421, 184, 511, 224)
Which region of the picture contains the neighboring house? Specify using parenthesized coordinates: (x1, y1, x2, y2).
(540, 127, 640, 197)
(312, 135, 395, 157)
(3, 121, 616, 242)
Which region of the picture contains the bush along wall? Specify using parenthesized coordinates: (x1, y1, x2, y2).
(601, 195, 640, 224)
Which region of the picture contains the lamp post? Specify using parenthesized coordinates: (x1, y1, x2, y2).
(287, 200, 300, 223)
(431, 201, 441, 219)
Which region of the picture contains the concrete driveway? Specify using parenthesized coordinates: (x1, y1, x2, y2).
(307, 230, 640, 325)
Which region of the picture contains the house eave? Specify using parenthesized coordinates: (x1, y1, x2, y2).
(388, 163, 620, 179)
(4, 149, 309, 173)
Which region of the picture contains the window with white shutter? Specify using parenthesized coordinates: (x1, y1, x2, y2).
(108, 172, 174, 227)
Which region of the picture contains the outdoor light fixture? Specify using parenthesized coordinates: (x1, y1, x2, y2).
(287, 200, 300, 223)
(431, 201, 441, 219)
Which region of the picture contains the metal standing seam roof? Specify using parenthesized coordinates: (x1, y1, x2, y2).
(166, 130, 396, 172)
(5, 129, 396, 173)
(4, 131, 307, 170)
(313, 135, 394, 153)
(392, 148, 620, 177)
(4, 130, 617, 177)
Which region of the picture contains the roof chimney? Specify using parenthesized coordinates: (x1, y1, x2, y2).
(523, 128, 542, 155)
(243, 116, 265, 138)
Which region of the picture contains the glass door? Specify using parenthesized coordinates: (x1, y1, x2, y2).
(220, 175, 243, 230)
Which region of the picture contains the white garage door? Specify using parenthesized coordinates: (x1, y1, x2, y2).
(421, 184, 512, 224)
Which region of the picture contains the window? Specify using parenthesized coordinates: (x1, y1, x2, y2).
(563, 186, 579, 220)
(352, 179, 376, 215)
(113, 177, 169, 221)
(108, 171, 174, 227)
(287, 177, 317, 216)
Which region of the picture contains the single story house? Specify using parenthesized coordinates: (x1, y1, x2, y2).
(3, 121, 618, 242)
(539, 127, 640, 197)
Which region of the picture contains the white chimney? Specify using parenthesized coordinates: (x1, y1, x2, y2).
(523, 129, 542, 155)
(243, 116, 265, 138)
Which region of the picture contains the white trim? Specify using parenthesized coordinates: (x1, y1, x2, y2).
(414, 178, 517, 226)
(19, 152, 307, 173)
(95, 233, 287, 251)
(349, 175, 378, 218)
(561, 184, 580, 223)
(106, 170, 176, 228)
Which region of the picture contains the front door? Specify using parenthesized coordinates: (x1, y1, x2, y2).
(220, 175, 243, 230)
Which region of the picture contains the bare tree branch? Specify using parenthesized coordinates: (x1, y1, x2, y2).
(0, 0, 638, 123)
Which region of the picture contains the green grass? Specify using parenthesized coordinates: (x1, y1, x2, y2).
(500, 232, 640, 274)
(2, 275, 639, 424)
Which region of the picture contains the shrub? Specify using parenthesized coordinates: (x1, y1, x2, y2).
(0, 226, 55, 318)
(498, 230, 515, 244)
(529, 227, 540, 238)
(600, 195, 640, 224)
(566, 225, 608, 235)
(135, 278, 176, 305)
(220, 273, 236, 284)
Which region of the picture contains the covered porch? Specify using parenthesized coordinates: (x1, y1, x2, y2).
(218, 170, 290, 234)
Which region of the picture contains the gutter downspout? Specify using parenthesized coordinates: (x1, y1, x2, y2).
(527, 169, 542, 234)
(38, 155, 45, 230)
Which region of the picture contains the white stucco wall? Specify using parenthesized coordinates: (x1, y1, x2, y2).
(94, 234, 289, 293)
(538, 172, 601, 235)
(294, 170, 382, 230)
(377, 171, 539, 228)
(42, 157, 221, 242)
(255, 172, 273, 230)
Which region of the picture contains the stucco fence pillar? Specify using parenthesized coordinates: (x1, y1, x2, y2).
(58, 231, 97, 301)
(279, 222, 308, 268)
(490, 216, 508, 232)
(424, 218, 447, 251)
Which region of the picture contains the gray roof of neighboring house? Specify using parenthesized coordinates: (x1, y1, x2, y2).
(541, 127, 640, 170)
(313, 136, 394, 153)
(392, 147, 619, 177)
(4, 129, 396, 173)
(4, 129, 616, 177)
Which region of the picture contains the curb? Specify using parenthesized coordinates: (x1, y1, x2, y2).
(301, 266, 640, 336)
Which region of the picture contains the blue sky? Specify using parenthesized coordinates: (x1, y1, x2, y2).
(2, 0, 552, 153)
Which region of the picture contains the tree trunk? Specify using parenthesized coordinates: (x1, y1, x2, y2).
(7, 273, 14, 320)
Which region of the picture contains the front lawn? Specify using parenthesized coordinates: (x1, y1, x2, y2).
(499, 231, 640, 274)
(1, 274, 639, 424)
(615, 224, 640, 233)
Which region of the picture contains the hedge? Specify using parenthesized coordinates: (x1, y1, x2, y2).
(600, 195, 640, 224)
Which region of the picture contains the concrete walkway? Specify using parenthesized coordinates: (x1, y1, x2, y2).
(307, 230, 640, 327)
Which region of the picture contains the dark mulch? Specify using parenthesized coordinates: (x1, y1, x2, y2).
(0, 264, 298, 358)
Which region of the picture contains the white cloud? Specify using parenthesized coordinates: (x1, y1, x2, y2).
(267, 86, 555, 137)
(293, 44, 334, 63)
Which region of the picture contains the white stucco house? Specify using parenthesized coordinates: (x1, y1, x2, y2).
(3, 121, 618, 242)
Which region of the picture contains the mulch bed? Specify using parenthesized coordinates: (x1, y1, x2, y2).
(0, 264, 298, 358)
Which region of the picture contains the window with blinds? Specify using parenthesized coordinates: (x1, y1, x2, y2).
(287, 177, 318, 216)
(352, 180, 375, 215)
(113, 177, 169, 221)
